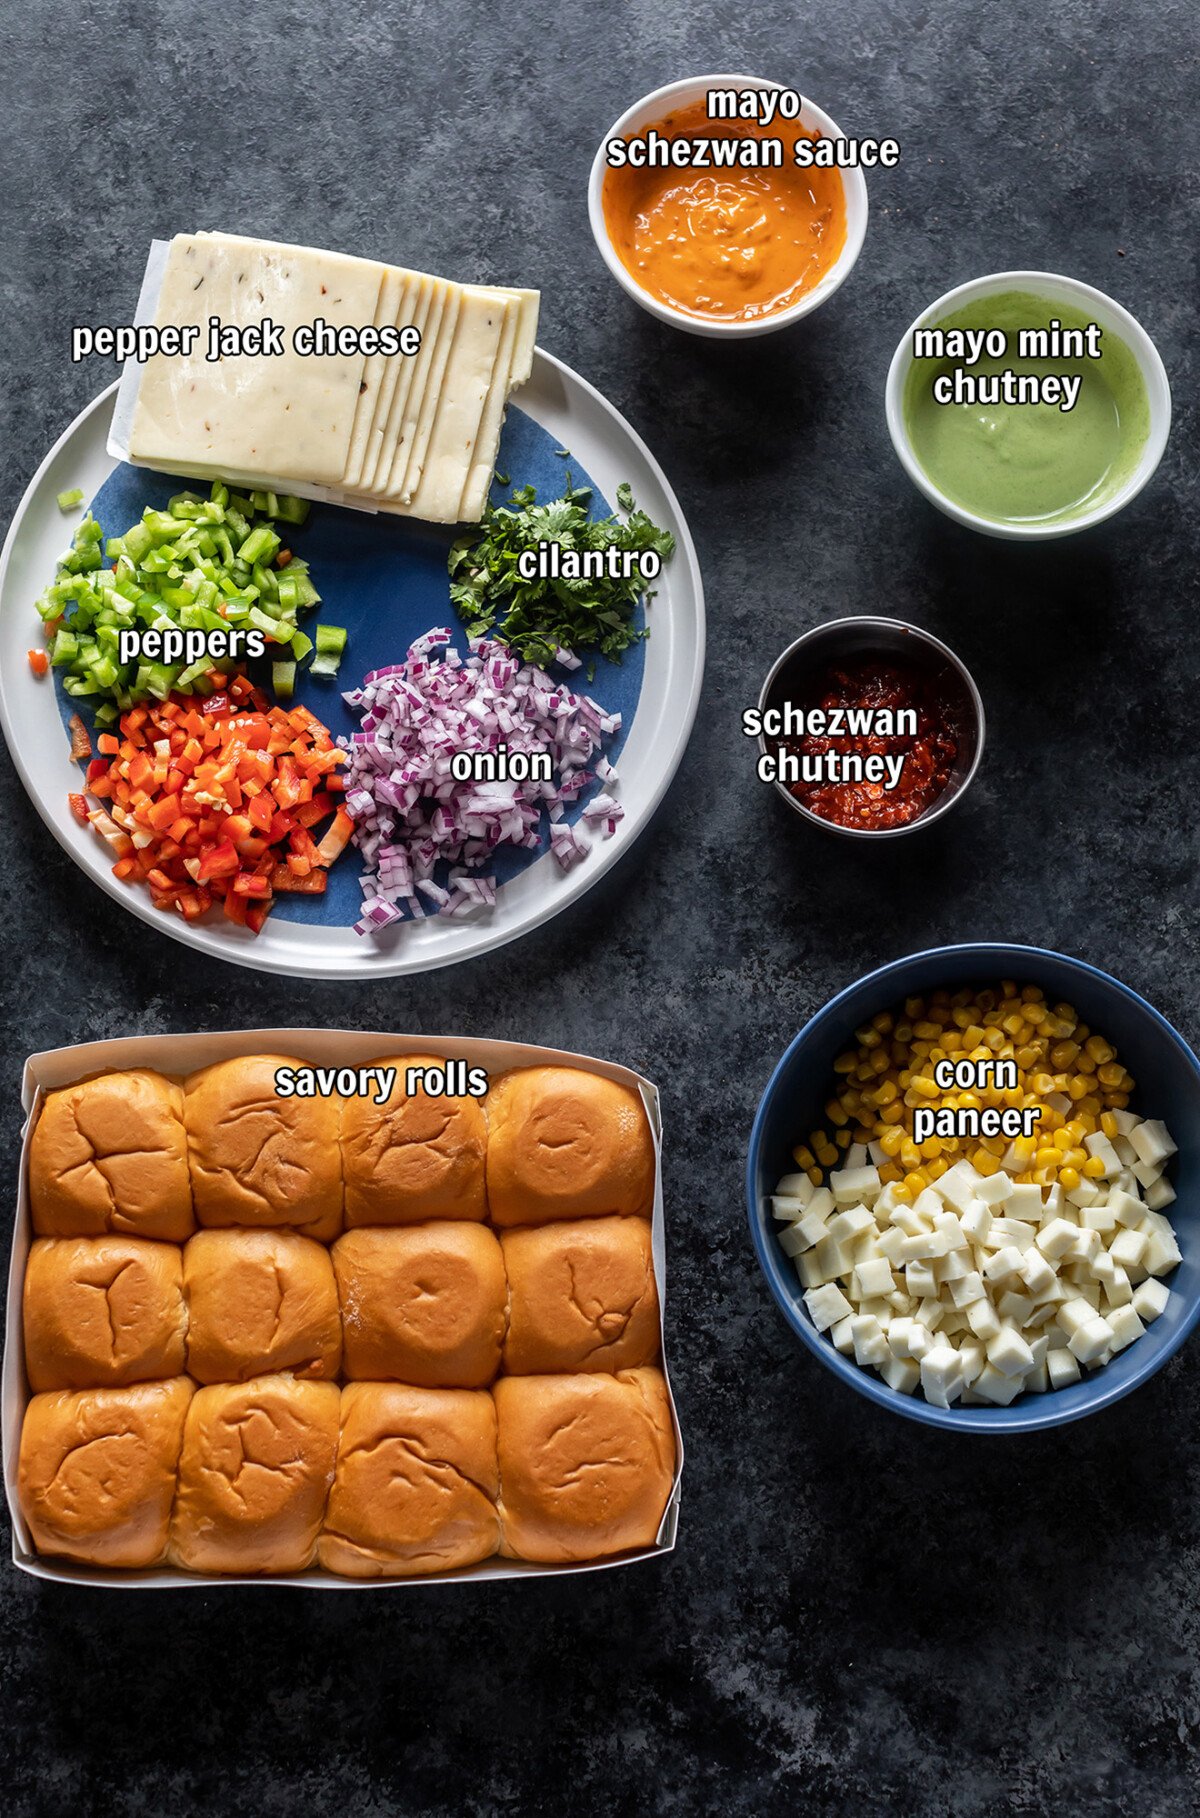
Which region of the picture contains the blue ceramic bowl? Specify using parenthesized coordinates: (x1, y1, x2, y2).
(746, 943, 1200, 1432)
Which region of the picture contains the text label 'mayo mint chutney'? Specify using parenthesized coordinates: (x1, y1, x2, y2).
(902, 293, 1150, 527)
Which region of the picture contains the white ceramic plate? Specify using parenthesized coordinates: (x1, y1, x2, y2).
(0, 355, 705, 978)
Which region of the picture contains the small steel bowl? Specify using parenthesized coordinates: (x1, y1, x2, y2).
(756, 615, 986, 840)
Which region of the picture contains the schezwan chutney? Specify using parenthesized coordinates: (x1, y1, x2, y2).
(782, 659, 968, 831)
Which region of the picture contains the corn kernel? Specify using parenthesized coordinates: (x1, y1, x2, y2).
(927, 1156, 949, 1180)
(878, 1162, 902, 1184)
(807, 1167, 823, 1187)
(904, 1170, 929, 1194)
(1034, 1146, 1060, 1168)
(1100, 1111, 1118, 1139)
(833, 1052, 857, 1074)
(835, 1128, 852, 1149)
(1085, 1035, 1115, 1064)
(920, 1136, 943, 1159)
(1083, 1155, 1107, 1179)
(794, 1145, 815, 1170)
(1058, 1166, 1081, 1191)
(1097, 1062, 1125, 1089)
(825, 1099, 849, 1127)
(972, 1148, 1002, 1176)
(890, 1182, 912, 1204)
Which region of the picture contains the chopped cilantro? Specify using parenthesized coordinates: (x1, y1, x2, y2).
(447, 479, 674, 668)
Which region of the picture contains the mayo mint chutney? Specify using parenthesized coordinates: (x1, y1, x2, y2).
(902, 292, 1150, 527)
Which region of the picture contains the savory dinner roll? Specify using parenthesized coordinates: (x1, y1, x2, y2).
(30, 1070, 193, 1242)
(494, 1368, 674, 1563)
(486, 1067, 655, 1227)
(18, 1378, 193, 1569)
(340, 1055, 487, 1225)
(332, 1223, 505, 1387)
(184, 1054, 342, 1241)
(24, 1236, 186, 1392)
(183, 1230, 341, 1383)
(319, 1383, 500, 1577)
(501, 1217, 660, 1375)
(169, 1376, 340, 1574)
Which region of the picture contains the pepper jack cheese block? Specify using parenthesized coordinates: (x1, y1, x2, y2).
(129, 235, 384, 487)
(124, 232, 540, 525)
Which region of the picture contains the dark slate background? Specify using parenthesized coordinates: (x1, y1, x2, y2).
(2, 1, 1197, 1813)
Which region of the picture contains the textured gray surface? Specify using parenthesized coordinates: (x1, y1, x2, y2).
(2, 0, 1199, 1812)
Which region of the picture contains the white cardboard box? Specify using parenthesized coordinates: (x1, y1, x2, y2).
(4, 1027, 683, 1589)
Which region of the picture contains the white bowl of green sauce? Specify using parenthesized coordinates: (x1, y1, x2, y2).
(885, 271, 1171, 539)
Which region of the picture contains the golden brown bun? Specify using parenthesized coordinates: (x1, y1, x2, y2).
(319, 1383, 499, 1577)
(486, 1068, 655, 1227)
(184, 1055, 342, 1242)
(332, 1223, 505, 1387)
(18, 1378, 193, 1568)
(495, 1369, 674, 1563)
(183, 1230, 341, 1384)
(341, 1055, 487, 1226)
(30, 1071, 193, 1242)
(24, 1237, 186, 1392)
(501, 1217, 660, 1375)
(169, 1376, 339, 1574)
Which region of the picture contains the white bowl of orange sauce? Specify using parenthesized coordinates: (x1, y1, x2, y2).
(589, 74, 869, 338)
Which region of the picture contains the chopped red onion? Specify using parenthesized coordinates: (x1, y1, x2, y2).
(341, 631, 622, 937)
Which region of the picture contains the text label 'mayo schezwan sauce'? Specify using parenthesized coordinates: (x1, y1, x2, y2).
(780, 661, 965, 830)
(602, 100, 847, 323)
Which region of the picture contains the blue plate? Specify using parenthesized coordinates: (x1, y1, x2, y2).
(56, 405, 645, 928)
(746, 943, 1200, 1432)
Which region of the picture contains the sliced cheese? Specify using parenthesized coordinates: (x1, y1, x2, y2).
(457, 296, 520, 522)
(377, 286, 462, 501)
(130, 234, 382, 486)
(362, 272, 440, 494)
(400, 292, 511, 520)
(506, 288, 540, 388)
(341, 267, 408, 491)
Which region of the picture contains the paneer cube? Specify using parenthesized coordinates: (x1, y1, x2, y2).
(804, 1283, 852, 1332)
(1068, 1315, 1115, 1365)
(1132, 1278, 1170, 1323)
(987, 1325, 1035, 1379)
